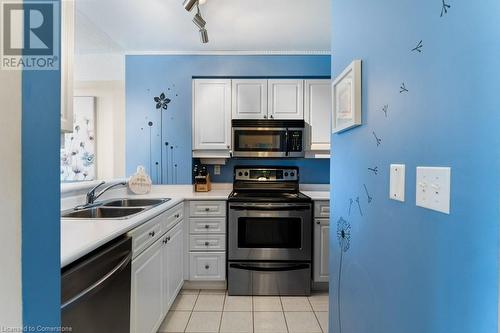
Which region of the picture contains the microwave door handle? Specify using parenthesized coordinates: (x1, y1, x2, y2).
(285, 130, 289, 157)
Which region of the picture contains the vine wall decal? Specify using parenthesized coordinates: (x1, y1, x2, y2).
(336, 217, 351, 333)
(411, 40, 424, 53)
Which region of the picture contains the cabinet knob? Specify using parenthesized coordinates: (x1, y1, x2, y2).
(149, 231, 155, 237)
(167, 236, 171, 241)
(175, 214, 180, 218)
(270, 115, 274, 119)
(205, 208, 210, 212)
(205, 241, 210, 246)
(204, 224, 210, 229)
(227, 145, 230, 149)
(263, 115, 267, 119)
(205, 265, 210, 270)
(163, 237, 168, 244)
(316, 221, 320, 225)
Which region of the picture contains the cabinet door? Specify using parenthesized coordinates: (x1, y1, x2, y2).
(268, 79, 304, 120)
(131, 238, 164, 333)
(163, 222, 184, 311)
(232, 79, 268, 119)
(193, 79, 231, 150)
(60, 0, 75, 133)
(305, 80, 332, 152)
(313, 219, 330, 282)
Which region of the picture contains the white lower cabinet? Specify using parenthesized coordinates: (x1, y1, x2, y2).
(313, 218, 330, 283)
(189, 252, 226, 281)
(131, 237, 164, 333)
(130, 205, 184, 333)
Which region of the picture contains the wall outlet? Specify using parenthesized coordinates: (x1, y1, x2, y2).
(416, 167, 451, 214)
(390, 164, 405, 202)
(214, 165, 221, 175)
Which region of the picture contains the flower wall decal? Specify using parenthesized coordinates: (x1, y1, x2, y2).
(154, 92, 171, 110)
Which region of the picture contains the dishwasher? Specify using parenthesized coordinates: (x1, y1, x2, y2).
(61, 236, 132, 333)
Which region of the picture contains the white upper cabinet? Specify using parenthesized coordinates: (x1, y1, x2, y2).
(268, 79, 304, 120)
(60, 0, 75, 133)
(192, 79, 232, 155)
(304, 80, 332, 155)
(232, 79, 268, 119)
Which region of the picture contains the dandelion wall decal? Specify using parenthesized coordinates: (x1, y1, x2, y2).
(336, 216, 351, 333)
(368, 166, 379, 175)
(363, 184, 373, 203)
(372, 131, 382, 147)
(412, 40, 423, 53)
(400, 83, 409, 93)
(356, 196, 363, 216)
(440, 0, 451, 17)
(348, 198, 353, 216)
(381, 104, 388, 118)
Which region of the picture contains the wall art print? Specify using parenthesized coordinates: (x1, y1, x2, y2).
(61, 97, 96, 182)
(332, 59, 362, 133)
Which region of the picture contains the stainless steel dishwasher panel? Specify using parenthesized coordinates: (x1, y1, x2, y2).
(61, 236, 132, 333)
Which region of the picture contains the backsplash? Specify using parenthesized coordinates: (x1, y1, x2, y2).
(195, 158, 330, 184)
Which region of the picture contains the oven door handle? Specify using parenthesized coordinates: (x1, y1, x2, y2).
(230, 203, 311, 211)
(229, 263, 310, 272)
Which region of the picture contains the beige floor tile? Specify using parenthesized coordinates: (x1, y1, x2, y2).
(285, 312, 322, 333)
(194, 294, 225, 311)
(253, 296, 282, 311)
(180, 289, 200, 295)
(199, 289, 227, 295)
(253, 312, 287, 333)
(185, 312, 222, 333)
(281, 296, 312, 311)
(171, 294, 198, 311)
(315, 312, 329, 333)
(158, 311, 191, 333)
(308, 295, 329, 312)
(224, 295, 253, 312)
(220, 312, 253, 333)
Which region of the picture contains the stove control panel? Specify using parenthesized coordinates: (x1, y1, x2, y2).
(234, 168, 298, 181)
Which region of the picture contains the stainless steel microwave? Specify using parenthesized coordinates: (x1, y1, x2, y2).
(231, 120, 305, 158)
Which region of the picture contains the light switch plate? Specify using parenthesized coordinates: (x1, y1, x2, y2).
(214, 165, 221, 175)
(390, 164, 405, 202)
(416, 167, 451, 214)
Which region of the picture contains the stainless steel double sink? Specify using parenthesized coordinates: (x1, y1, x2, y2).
(62, 198, 171, 219)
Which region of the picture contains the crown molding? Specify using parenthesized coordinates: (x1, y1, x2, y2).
(124, 50, 331, 56)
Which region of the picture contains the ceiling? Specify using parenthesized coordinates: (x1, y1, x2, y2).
(75, 0, 331, 54)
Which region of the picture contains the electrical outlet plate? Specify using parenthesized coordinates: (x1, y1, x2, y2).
(390, 164, 405, 202)
(416, 167, 451, 214)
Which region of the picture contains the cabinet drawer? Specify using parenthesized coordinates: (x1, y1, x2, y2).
(189, 252, 226, 281)
(189, 201, 226, 217)
(314, 201, 330, 218)
(163, 202, 184, 232)
(189, 234, 226, 251)
(128, 214, 163, 259)
(190, 217, 226, 234)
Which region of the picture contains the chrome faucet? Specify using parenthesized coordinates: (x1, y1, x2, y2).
(84, 181, 128, 206)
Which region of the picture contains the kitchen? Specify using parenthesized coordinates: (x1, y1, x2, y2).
(1, 1, 499, 333)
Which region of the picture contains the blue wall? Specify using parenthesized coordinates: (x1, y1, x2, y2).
(126, 55, 331, 184)
(22, 0, 61, 328)
(199, 158, 330, 184)
(330, 1, 500, 332)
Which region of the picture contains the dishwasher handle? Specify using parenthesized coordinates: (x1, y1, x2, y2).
(61, 252, 132, 310)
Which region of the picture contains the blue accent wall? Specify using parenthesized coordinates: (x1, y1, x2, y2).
(21, 0, 61, 328)
(126, 55, 331, 184)
(330, 1, 500, 332)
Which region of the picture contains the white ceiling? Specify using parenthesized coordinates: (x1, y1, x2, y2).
(75, 0, 331, 54)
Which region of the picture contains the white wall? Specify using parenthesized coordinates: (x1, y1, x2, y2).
(74, 80, 126, 179)
(0, 67, 23, 327)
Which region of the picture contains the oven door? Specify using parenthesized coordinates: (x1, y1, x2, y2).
(232, 127, 288, 157)
(228, 202, 312, 261)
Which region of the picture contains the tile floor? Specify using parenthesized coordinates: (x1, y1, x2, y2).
(157, 289, 329, 333)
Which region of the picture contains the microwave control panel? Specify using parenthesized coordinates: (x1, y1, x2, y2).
(288, 130, 303, 152)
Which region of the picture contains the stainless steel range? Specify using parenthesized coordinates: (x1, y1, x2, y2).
(227, 166, 312, 296)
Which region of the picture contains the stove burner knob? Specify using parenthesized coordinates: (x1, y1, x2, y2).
(284, 172, 289, 177)
(244, 172, 249, 176)
(238, 172, 243, 177)
(290, 172, 295, 177)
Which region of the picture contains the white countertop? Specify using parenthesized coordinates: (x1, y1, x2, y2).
(61, 184, 329, 268)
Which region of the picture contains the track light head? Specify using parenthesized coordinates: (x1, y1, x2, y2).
(183, 0, 198, 12)
(199, 28, 209, 43)
(193, 13, 206, 29)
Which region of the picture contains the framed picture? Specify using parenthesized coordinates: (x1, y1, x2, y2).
(332, 60, 362, 133)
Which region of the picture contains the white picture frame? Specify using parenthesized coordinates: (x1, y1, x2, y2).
(332, 60, 362, 133)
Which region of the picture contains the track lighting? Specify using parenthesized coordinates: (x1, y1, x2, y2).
(193, 12, 206, 29)
(183, 0, 198, 12)
(199, 28, 209, 43)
